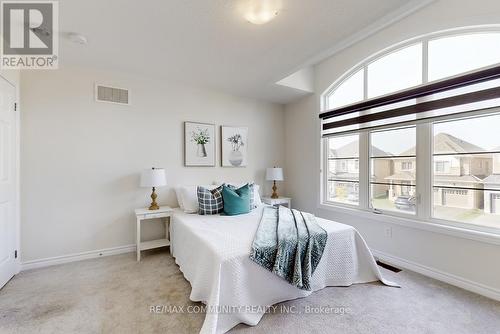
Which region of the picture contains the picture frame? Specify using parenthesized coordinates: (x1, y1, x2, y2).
(184, 122, 216, 167)
(221, 126, 248, 167)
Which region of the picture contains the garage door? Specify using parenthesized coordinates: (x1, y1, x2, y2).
(442, 189, 469, 208)
(492, 193, 500, 214)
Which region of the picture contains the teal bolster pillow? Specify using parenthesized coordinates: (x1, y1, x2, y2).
(222, 184, 251, 216)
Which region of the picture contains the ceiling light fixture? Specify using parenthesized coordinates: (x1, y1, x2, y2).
(67, 32, 88, 45)
(241, 0, 281, 25)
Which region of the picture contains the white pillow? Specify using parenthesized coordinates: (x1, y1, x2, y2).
(177, 185, 198, 213)
(175, 187, 185, 210)
(253, 184, 263, 207)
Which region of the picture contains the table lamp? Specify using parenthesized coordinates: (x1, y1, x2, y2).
(140, 168, 167, 210)
(266, 167, 284, 199)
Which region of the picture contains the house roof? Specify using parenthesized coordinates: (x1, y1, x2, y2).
(434, 175, 483, 184)
(435, 133, 485, 154)
(330, 140, 358, 157)
(483, 174, 500, 185)
(384, 172, 415, 182)
(401, 133, 485, 156)
(333, 133, 485, 157)
(330, 140, 388, 158)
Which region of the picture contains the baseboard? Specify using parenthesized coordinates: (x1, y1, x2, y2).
(372, 249, 500, 302)
(19, 244, 500, 301)
(21, 244, 136, 271)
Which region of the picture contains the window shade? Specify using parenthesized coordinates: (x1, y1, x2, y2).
(320, 65, 500, 137)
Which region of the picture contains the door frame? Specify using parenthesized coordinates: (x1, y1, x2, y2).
(0, 72, 20, 276)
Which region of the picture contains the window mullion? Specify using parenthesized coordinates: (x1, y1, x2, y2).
(359, 131, 370, 210)
(321, 137, 327, 204)
(416, 123, 432, 219)
(363, 66, 368, 100)
(422, 39, 429, 84)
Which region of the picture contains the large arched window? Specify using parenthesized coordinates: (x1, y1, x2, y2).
(320, 27, 500, 235)
(323, 28, 500, 111)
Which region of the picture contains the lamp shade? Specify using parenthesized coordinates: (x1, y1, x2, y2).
(140, 168, 167, 187)
(266, 167, 283, 181)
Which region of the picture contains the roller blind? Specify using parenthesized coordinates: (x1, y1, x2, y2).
(320, 65, 500, 137)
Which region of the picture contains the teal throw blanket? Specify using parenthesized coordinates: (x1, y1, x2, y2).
(250, 206, 328, 291)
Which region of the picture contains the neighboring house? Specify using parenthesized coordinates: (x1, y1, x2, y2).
(483, 146, 500, 214)
(432, 133, 491, 210)
(382, 154, 416, 201)
(328, 140, 361, 202)
(384, 133, 491, 210)
(328, 141, 391, 202)
(330, 133, 495, 212)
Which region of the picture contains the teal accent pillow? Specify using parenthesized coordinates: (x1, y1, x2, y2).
(222, 184, 251, 216)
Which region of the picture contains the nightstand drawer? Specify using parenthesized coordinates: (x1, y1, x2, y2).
(137, 212, 171, 219)
(146, 213, 167, 219)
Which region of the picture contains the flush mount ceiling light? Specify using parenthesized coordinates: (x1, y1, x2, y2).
(240, 0, 282, 25)
(67, 32, 88, 45)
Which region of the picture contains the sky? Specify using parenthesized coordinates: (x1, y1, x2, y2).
(433, 113, 500, 151)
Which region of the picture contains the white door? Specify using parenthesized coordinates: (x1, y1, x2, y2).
(0, 76, 17, 289)
(492, 193, 500, 214)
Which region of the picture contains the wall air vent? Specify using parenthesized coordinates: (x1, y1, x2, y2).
(95, 84, 130, 105)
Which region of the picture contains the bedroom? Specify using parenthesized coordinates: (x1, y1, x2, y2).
(1, 0, 500, 333)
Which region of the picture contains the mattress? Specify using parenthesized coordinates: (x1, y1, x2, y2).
(170, 206, 396, 334)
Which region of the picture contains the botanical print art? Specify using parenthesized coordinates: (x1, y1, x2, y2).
(185, 122, 215, 166)
(221, 126, 248, 167)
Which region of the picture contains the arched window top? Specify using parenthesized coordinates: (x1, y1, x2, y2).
(323, 27, 500, 111)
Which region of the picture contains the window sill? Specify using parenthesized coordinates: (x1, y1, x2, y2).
(317, 202, 500, 246)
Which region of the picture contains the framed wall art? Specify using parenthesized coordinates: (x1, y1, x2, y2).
(221, 126, 248, 167)
(184, 122, 216, 167)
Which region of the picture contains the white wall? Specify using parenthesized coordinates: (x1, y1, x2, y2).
(21, 67, 285, 262)
(285, 0, 500, 298)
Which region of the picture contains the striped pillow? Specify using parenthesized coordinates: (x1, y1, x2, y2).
(197, 185, 224, 215)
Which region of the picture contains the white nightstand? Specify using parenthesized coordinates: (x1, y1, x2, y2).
(262, 196, 292, 209)
(135, 206, 173, 261)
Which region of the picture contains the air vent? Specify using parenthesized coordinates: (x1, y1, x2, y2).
(95, 84, 130, 105)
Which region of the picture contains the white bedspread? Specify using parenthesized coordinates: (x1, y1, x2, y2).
(170, 206, 396, 334)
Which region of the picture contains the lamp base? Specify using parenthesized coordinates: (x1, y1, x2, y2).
(271, 181, 279, 199)
(149, 187, 160, 210)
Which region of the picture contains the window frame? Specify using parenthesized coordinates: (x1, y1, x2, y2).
(323, 133, 361, 208)
(321, 26, 500, 112)
(430, 112, 500, 229)
(320, 108, 500, 237)
(319, 26, 500, 240)
(368, 125, 418, 217)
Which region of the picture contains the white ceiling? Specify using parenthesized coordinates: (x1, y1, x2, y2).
(59, 0, 427, 104)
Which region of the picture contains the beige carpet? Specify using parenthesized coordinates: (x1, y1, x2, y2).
(1, 249, 499, 334)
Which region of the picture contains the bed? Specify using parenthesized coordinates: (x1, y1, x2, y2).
(170, 205, 395, 334)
